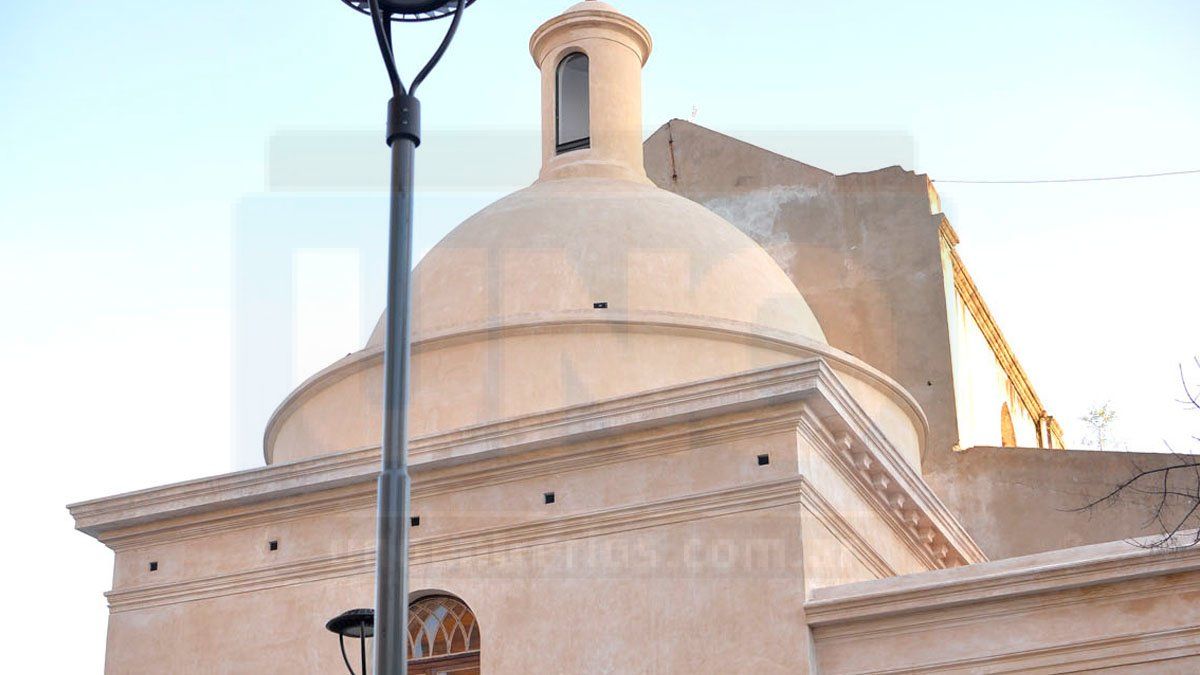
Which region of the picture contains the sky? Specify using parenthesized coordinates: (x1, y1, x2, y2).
(1, 0, 1198, 669)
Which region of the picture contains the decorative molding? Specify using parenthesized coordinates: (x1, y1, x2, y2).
(262, 311, 930, 464)
(74, 358, 983, 580)
(101, 411, 803, 551)
(529, 3, 654, 68)
(825, 625, 1200, 674)
(805, 360, 982, 568)
(73, 359, 897, 538)
(937, 216, 1065, 448)
(74, 359, 833, 538)
(798, 405, 981, 570)
(105, 477, 805, 613)
(69, 448, 377, 539)
(805, 534, 1200, 629)
(814, 564, 1200, 645)
(799, 480, 896, 580)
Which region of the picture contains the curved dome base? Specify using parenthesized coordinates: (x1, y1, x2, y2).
(266, 318, 926, 470)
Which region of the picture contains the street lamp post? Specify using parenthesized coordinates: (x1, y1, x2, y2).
(332, 1, 476, 673)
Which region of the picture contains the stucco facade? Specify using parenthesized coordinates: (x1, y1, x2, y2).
(70, 1, 1200, 672)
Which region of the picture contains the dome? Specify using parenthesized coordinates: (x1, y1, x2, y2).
(367, 177, 826, 347)
(263, 1, 926, 468)
(266, 176, 833, 464)
(563, 0, 619, 13)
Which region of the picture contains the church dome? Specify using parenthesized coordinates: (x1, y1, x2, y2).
(367, 177, 826, 347)
(263, 1, 924, 469)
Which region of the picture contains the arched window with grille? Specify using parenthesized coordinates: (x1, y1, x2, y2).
(556, 52, 590, 153)
(407, 595, 481, 675)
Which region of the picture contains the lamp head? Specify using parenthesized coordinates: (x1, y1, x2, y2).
(340, 0, 476, 22)
(325, 608, 375, 638)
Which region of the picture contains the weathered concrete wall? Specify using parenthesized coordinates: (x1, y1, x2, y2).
(926, 446, 1196, 559)
(642, 122, 1183, 562)
(644, 120, 961, 470)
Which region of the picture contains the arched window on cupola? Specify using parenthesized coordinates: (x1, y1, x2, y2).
(556, 52, 590, 153)
(407, 595, 481, 675)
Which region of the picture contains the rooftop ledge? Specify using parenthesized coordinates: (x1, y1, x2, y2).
(69, 358, 977, 561)
(806, 532, 1200, 627)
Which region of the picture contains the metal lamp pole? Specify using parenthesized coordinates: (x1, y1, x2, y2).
(334, 1, 475, 673)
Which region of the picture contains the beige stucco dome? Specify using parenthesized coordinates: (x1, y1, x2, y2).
(367, 177, 826, 348)
(265, 175, 836, 464)
(263, 0, 926, 468)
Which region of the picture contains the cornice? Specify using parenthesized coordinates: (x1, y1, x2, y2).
(797, 403, 985, 570)
(819, 625, 1200, 674)
(814, 564, 1200, 647)
(805, 533, 1200, 629)
(263, 311, 929, 464)
(74, 359, 976, 578)
(100, 411, 803, 551)
(105, 477, 804, 613)
(74, 359, 836, 538)
(529, 5, 653, 67)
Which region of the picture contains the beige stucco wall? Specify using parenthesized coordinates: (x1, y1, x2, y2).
(88, 404, 1200, 674)
(105, 509, 812, 674)
(94, 385, 964, 673)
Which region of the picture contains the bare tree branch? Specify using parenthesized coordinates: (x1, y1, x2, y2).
(1080, 358, 1200, 549)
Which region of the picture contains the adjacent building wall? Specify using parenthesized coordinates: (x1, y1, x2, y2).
(641, 121, 1195, 563)
(643, 120, 1062, 470)
(926, 446, 1198, 559)
(938, 218, 1065, 451)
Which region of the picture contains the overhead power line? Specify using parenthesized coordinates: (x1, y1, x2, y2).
(932, 168, 1200, 185)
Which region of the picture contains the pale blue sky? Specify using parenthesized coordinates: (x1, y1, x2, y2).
(1, 1, 1198, 669)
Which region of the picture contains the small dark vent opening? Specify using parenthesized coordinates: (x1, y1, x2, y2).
(593, 302, 608, 309)
(410, 516, 421, 527)
(544, 492, 556, 505)
(268, 540, 279, 551)
(757, 454, 770, 466)
(148, 561, 158, 572)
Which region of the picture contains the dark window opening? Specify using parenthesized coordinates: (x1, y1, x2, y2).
(556, 53, 590, 154)
(757, 454, 770, 466)
(410, 516, 421, 527)
(593, 301, 608, 309)
(544, 491, 556, 505)
(268, 540, 279, 551)
(148, 561, 158, 572)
